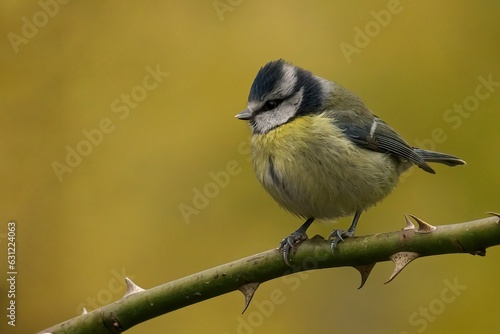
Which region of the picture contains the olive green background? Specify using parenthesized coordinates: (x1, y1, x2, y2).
(1, 1, 499, 333)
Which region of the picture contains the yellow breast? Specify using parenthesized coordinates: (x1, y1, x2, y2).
(251, 114, 400, 220)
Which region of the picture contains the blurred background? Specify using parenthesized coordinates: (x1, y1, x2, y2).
(1, 1, 499, 333)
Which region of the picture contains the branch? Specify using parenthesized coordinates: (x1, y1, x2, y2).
(38, 213, 500, 334)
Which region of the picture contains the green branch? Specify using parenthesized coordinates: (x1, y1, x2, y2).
(38, 213, 500, 334)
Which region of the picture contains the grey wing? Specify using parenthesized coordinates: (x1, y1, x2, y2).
(337, 116, 435, 174)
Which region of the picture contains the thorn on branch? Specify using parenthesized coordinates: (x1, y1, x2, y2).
(487, 212, 500, 222)
(408, 214, 437, 233)
(123, 277, 145, 298)
(385, 251, 420, 284)
(472, 249, 486, 256)
(238, 282, 260, 314)
(353, 263, 376, 289)
(402, 214, 415, 230)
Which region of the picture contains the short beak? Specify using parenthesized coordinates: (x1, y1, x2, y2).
(235, 109, 253, 120)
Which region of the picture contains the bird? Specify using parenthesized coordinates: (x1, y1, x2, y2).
(236, 59, 465, 265)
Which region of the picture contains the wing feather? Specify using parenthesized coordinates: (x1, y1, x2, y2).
(337, 117, 435, 174)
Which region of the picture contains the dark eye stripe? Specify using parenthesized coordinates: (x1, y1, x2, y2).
(262, 99, 283, 112)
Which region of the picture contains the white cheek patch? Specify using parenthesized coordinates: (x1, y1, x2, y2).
(252, 88, 304, 134)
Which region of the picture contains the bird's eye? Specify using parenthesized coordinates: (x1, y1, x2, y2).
(263, 99, 281, 111)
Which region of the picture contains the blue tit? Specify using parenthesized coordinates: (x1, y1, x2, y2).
(236, 59, 465, 265)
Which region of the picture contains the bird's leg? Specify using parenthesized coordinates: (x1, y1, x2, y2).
(328, 210, 361, 253)
(279, 217, 315, 266)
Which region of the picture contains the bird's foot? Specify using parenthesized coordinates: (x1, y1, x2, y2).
(328, 229, 355, 254)
(278, 230, 309, 266)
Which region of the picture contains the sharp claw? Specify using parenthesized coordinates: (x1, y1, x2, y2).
(283, 250, 291, 267)
(330, 241, 337, 254)
(278, 238, 291, 266)
(281, 242, 291, 266)
(328, 229, 355, 254)
(278, 218, 315, 266)
(278, 232, 308, 266)
(279, 238, 286, 250)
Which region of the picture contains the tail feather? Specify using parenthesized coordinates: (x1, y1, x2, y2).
(414, 148, 466, 167)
